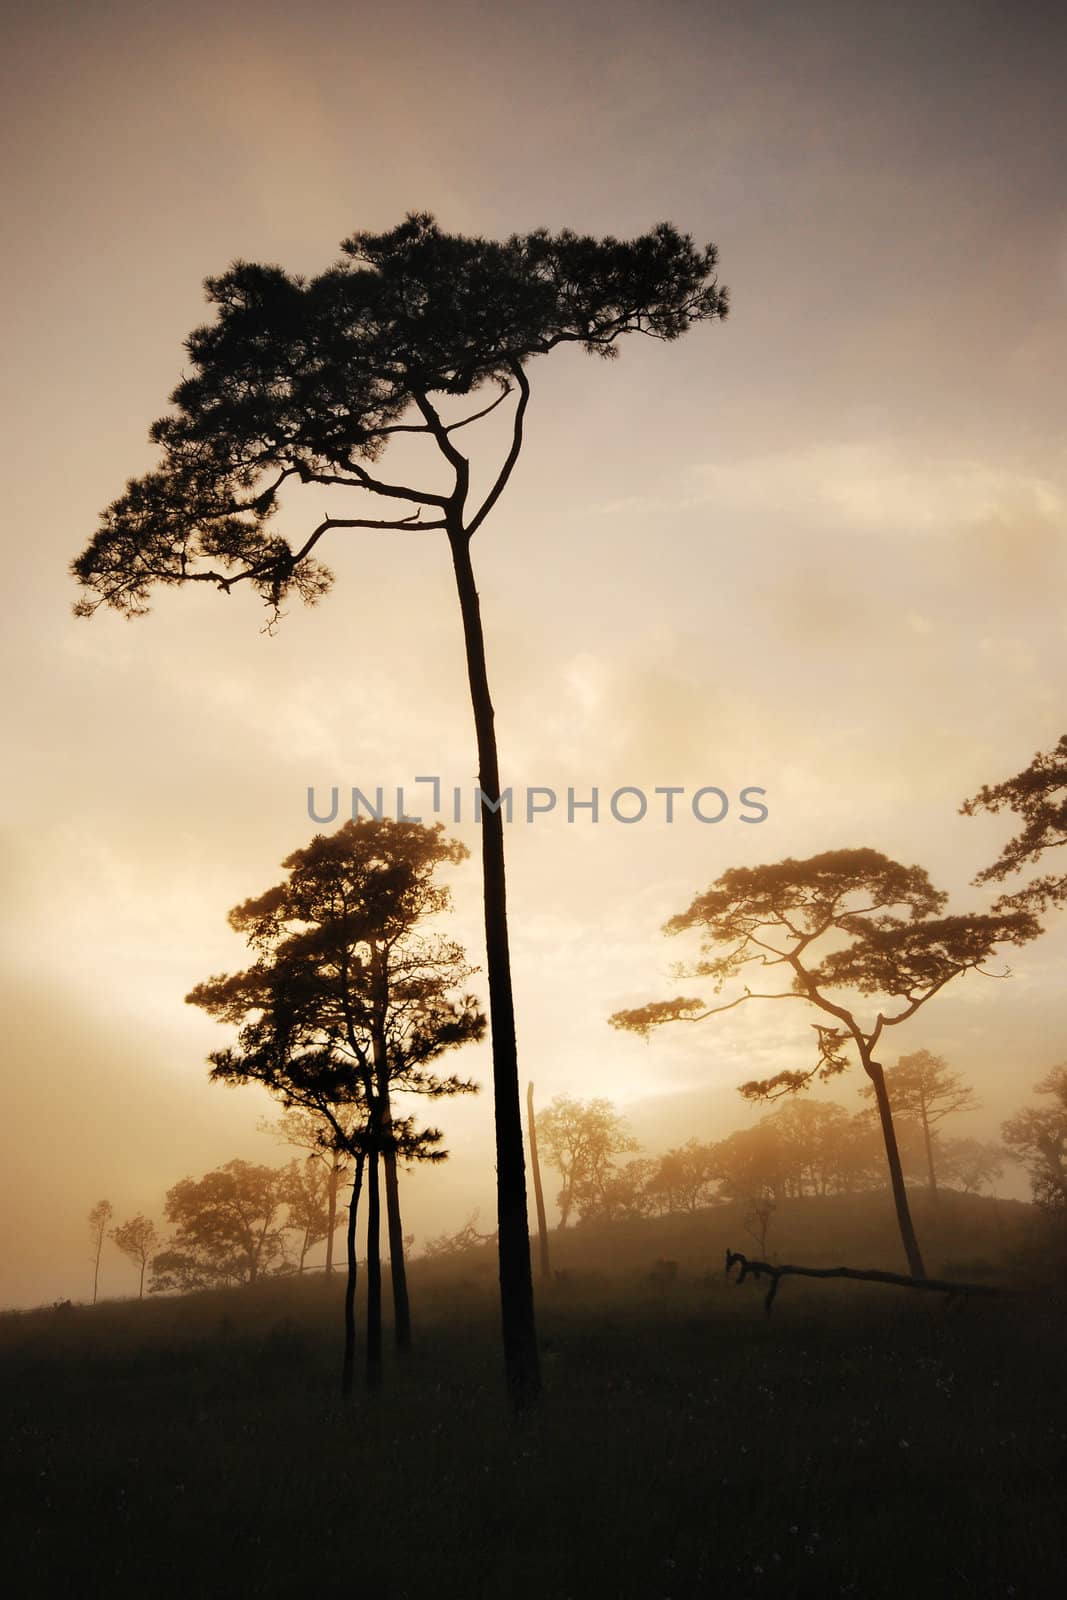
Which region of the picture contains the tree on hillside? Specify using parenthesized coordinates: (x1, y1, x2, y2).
(710, 1104, 887, 1205)
(937, 1137, 1006, 1196)
(574, 1158, 657, 1224)
(150, 1160, 288, 1292)
(278, 1158, 333, 1274)
(860, 1050, 978, 1198)
(962, 734, 1067, 913)
(187, 817, 482, 1387)
(111, 1214, 160, 1299)
(88, 1199, 113, 1305)
(262, 1109, 352, 1276)
(1002, 1065, 1067, 1213)
(712, 1122, 791, 1207)
(646, 1138, 720, 1213)
(536, 1097, 639, 1228)
(611, 849, 1039, 1278)
(71, 215, 728, 1411)
(765, 1099, 879, 1198)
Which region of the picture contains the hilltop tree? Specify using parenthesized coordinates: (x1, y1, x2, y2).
(151, 1160, 288, 1291)
(279, 1158, 333, 1274)
(536, 1097, 639, 1228)
(710, 1104, 886, 1205)
(262, 1109, 352, 1276)
(860, 1050, 979, 1198)
(110, 1214, 160, 1298)
(575, 1158, 657, 1224)
(962, 734, 1067, 913)
(71, 215, 728, 1410)
(765, 1099, 880, 1198)
(712, 1122, 791, 1207)
(1002, 1065, 1067, 1213)
(87, 1199, 113, 1305)
(937, 1137, 1006, 1196)
(611, 849, 1039, 1278)
(647, 1139, 720, 1213)
(187, 817, 482, 1386)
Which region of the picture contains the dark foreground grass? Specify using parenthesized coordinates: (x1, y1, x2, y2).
(3, 1203, 1066, 1599)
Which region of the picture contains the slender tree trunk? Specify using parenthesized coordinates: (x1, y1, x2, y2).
(527, 1082, 551, 1281)
(138, 1259, 145, 1300)
(92, 1245, 101, 1306)
(325, 1163, 338, 1277)
(370, 944, 412, 1353)
(921, 1107, 939, 1198)
(341, 1153, 365, 1397)
(865, 1056, 926, 1278)
(366, 1144, 383, 1390)
(448, 526, 540, 1411)
(381, 1097, 412, 1350)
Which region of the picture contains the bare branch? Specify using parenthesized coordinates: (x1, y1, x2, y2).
(724, 1249, 1017, 1314)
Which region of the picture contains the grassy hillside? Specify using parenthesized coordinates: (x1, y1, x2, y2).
(2, 1193, 1065, 1598)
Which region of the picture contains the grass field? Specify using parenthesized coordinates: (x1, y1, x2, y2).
(3, 1193, 1065, 1599)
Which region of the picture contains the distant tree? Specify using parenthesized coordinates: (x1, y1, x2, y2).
(536, 1097, 639, 1228)
(71, 214, 728, 1412)
(962, 734, 1067, 914)
(765, 1099, 877, 1197)
(574, 1158, 657, 1224)
(87, 1199, 113, 1305)
(647, 1139, 720, 1213)
(187, 818, 482, 1386)
(860, 1050, 979, 1198)
(937, 1137, 1006, 1196)
(611, 849, 1039, 1278)
(712, 1121, 791, 1206)
(150, 1160, 288, 1292)
(278, 1159, 333, 1273)
(1002, 1066, 1067, 1213)
(110, 1215, 160, 1299)
(262, 1109, 352, 1276)
(743, 1191, 776, 1256)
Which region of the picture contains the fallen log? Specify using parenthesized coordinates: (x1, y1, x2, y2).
(724, 1248, 1016, 1314)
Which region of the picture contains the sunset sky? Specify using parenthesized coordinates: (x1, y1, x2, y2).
(2, 0, 1066, 1308)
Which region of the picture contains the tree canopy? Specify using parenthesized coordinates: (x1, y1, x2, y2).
(611, 848, 1039, 1099)
(535, 1096, 639, 1228)
(962, 734, 1067, 913)
(71, 214, 727, 622)
(150, 1160, 288, 1291)
(1002, 1065, 1067, 1213)
(188, 818, 484, 1132)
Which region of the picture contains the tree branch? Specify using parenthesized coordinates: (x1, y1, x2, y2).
(466, 360, 530, 538)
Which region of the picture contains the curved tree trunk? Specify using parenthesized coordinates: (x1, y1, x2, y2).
(448, 526, 540, 1411)
(341, 1153, 365, 1397)
(365, 1144, 383, 1389)
(527, 1082, 551, 1281)
(865, 1056, 926, 1279)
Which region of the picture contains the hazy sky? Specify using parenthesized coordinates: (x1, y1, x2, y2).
(2, 0, 1066, 1307)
